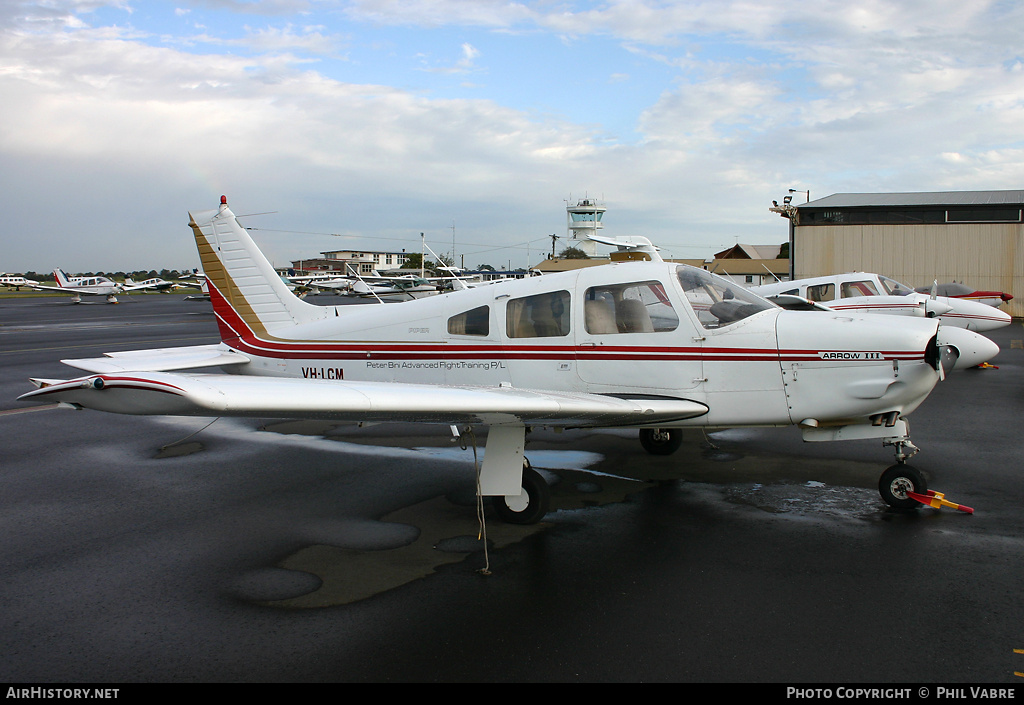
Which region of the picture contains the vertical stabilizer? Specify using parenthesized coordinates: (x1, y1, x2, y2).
(188, 197, 328, 339)
(53, 269, 71, 287)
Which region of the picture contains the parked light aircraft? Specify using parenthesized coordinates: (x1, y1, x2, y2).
(913, 282, 1013, 308)
(29, 269, 126, 303)
(309, 266, 477, 300)
(177, 271, 210, 301)
(18, 197, 989, 522)
(124, 277, 184, 292)
(751, 272, 1011, 332)
(1, 274, 40, 290)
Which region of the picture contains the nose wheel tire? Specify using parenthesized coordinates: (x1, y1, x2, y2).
(639, 428, 683, 455)
(879, 463, 927, 509)
(491, 464, 550, 525)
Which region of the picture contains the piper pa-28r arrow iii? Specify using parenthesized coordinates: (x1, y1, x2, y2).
(19, 197, 987, 522)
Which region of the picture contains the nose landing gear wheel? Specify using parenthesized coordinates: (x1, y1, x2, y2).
(879, 463, 927, 509)
(491, 463, 550, 525)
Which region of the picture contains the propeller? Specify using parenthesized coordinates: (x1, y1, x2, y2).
(937, 344, 959, 380)
(921, 281, 953, 318)
(934, 325, 1000, 372)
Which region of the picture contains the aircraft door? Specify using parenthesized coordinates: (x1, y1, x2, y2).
(575, 278, 704, 391)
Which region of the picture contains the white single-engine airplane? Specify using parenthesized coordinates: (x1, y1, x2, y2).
(124, 277, 184, 292)
(29, 269, 126, 303)
(18, 197, 990, 522)
(751, 272, 1012, 332)
(2, 274, 40, 290)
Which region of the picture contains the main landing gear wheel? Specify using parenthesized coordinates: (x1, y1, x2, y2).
(639, 428, 683, 455)
(491, 462, 550, 525)
(878, 463, 927, 510)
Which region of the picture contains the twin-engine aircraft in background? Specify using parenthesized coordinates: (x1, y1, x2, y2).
(18, 197, 995, 523)
(751, 272, 1011, 333)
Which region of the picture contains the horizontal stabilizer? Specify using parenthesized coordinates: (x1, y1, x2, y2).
(61, 345, 250, 374)
(19, 372, 708, 426)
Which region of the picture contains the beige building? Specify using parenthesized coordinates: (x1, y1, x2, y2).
(778, 190, 1023, 317)
(708, 243, 790, 287)
(290, 249, 410, 276)
(532, 246, 789, 287)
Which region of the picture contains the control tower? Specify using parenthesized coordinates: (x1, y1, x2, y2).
(566, 197, 606, 256)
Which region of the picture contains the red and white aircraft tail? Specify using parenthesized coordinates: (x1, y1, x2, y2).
(189, 196, 331, 340)
(53, 269, 74, 288)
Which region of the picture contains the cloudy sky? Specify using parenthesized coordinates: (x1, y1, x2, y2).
(3, 0, 1024, 273)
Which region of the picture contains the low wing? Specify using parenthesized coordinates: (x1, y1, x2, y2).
(60, 344, 250, 374)
(19, 372, 708, 427)
(121, 282, 183, 292)
(28, 283, 100, 294)
(765, 294, 833, 312)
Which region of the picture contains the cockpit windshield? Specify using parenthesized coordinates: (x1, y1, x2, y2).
(878, 276, 915, 296)
(675, 266, 775, 329)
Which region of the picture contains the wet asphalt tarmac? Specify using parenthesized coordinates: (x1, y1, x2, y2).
(1, 293, 1023, 683)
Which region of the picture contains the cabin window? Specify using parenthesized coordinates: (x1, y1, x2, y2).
(839, 280, 879, 298)
(506, 290, 571, 338)
(676, 266, 774, 329)
(584, 281, 678, 334)
(448, 305, 490, 336)
(805, 283, 834, 302)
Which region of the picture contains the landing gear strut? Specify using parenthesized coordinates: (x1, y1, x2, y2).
(490, 460, 550, 525)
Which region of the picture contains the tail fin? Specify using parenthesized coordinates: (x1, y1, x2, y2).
(53, 269, 71, 287)
(188, 196, 329, 342)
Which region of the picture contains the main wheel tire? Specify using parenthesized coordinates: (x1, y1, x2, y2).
(491, 466, 550, 525)
(639, 428, 683, 455)
(878, 463, 927, 509)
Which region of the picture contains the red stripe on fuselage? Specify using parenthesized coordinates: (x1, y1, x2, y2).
(208, 278, 927, 365)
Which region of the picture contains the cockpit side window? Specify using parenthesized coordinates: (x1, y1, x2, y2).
(840, 280, 880, 298)
(584, 281, 679, 334)
(676, 266, 774, 329)
(448, 305, 489, 336)
(506, 290, 571, 338)
(805, 283, 834, 301)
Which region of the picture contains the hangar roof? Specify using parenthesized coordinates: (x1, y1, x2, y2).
(804, 190, 1024, 208)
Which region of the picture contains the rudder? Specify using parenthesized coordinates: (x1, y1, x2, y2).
(188, 196, 327, 340)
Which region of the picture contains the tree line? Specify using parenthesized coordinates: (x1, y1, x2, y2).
(15, 269, 193, 283)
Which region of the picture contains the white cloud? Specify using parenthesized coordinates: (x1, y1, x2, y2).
(3, 0, 1024, 272)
